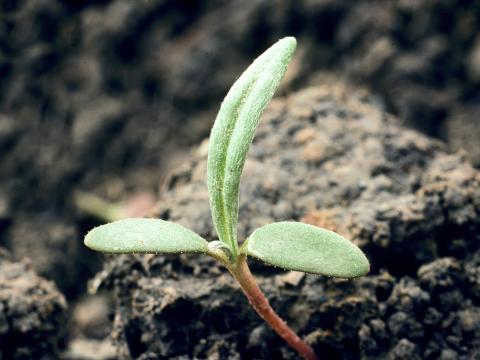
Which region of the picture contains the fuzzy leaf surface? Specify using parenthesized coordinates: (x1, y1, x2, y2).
(207, 37, 296, 254)
(245, 222, 369, 277)
(84, 218, 209, 254)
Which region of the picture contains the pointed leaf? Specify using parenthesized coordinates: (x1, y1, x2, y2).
(84, 218, 209, 254)
(244, 222, 369, 277)
(207, 37, 296, 254)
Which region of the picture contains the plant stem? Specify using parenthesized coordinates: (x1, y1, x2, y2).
(228, 255, 318, 360)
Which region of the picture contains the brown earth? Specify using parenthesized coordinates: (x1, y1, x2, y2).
(92, 84, 480, 359)
(1, 1, 480, 358)
(0, 248, 67, 359)
(2, 0, 479, 293)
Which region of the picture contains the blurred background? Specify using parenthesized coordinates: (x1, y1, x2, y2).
(0, 0, 479, 358)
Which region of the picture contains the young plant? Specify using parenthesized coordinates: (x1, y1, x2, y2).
(84, 37, 369, 360)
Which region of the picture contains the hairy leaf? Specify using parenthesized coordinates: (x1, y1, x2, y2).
(207, 37, 296, 254)
(244, 222, 369, 277)
(84, 218, 209, 254)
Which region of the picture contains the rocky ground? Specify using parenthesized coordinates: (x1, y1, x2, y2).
(1, 0, 480, 359)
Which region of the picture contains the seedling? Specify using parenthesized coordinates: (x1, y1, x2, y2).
(85, 37, 369, 360)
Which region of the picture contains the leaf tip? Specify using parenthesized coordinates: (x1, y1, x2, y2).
(84, 226, 99, 251)
(281, 36, 297, 49)
(352, 250, 370, 277)
(277, 36, 297, 61)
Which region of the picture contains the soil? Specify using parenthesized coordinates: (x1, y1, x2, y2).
(93, 84, 480, 359)
(1, 1, 480, 359)
(1, 0, 480, 290)
(0, 248, 67, 359)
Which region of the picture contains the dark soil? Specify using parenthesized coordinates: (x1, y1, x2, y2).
(0, 248, 67, 359)
(1, 0, 480, 358)
(94, 84, 480, 359)
(1, 0, 480, 290)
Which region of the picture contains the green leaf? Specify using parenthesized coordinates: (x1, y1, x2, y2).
(207, 37, 297, 255)
(244, 222, 370, 277)
(84, 218, 209, 254)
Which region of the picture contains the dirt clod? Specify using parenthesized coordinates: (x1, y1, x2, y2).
(94, 84, 480, 359)
(0, 250, 67, 359)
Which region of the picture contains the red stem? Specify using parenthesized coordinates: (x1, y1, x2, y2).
(229, 256, 318, 360)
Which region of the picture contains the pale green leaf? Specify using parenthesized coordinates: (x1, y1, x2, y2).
(207, 37, 297, 255)
(244, 222, 370, 277)
(84, 218, 209, 254)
